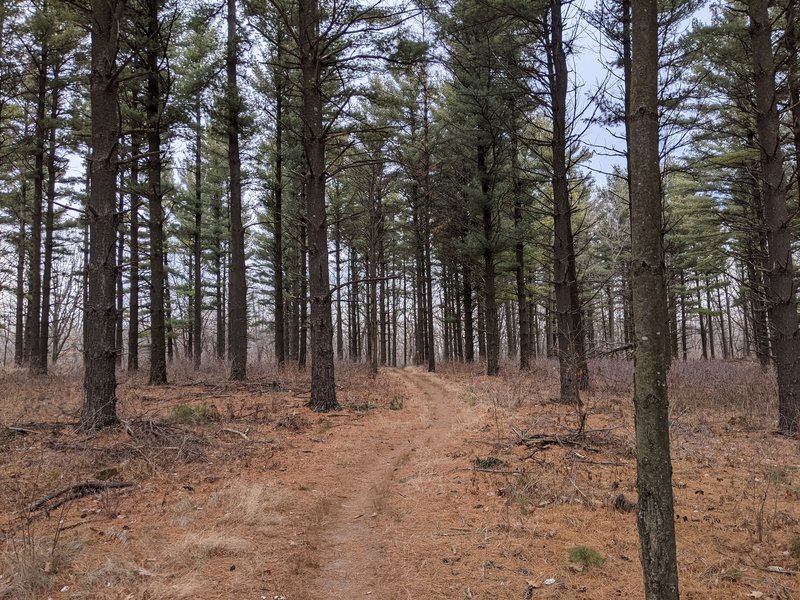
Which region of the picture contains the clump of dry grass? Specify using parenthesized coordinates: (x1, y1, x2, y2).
(83, 555, 156, 589)
(170, 532, 252, 564)
(219, 482, 295, 530)
(0, 534, 83, 599)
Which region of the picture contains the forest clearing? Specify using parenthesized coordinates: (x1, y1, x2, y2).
(1, 360, 798, 599)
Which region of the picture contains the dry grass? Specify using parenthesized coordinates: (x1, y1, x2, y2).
(437, 359, 799, 600)
(0, 533, 84, 599)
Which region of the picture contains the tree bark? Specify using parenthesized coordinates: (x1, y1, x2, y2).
(193, 94, 203, 368)
(165, 252, 174, 361)
(128, 133, 140, 371)
(513, 123, 530, 369)
(14, 214, 25, 366)
(29, 6, 48, 375)
(368, 168, 379, 376)
(422, 76, 436, 374)
(786, 0, 800, 208)
(629, 0, 680, 595)
(82, 0, 124, 430)
(41, 79, 59, 374)
(299, 186, 308, 370)
(463, 265, 474, 362)
(214, 196, 226, 360)
(334, 204, 343, 360)
(549, 0, 579, 403)
(115, 169, 124, 367)
(749, 0, 800, 433)
(227, 0, 247, 380)
(147, 0, 166, 386)
(273, 52, 285, 366)
(696, 280, 707, 359)
(300, 0, 337, 410)
(479, 141, 498, 376)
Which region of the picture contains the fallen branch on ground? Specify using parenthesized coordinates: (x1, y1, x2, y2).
(28, 480, 136, 513)
(221, 427, 250, 441)
(6, 426, 39, 434)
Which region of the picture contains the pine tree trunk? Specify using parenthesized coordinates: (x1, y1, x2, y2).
(128, 134, 140, 371)
(147, 0, 166, 385)
(368, 172, 379, 375)
(165, 251, 174, 362)
(549, 0, 579, 403)
(349, 247, 358, 360)
(227, 0, 247, 381)
(725, 283, 735, 358)
(412, 189, 425, 365)
(422, 91, 436, 375)
(193, 95, 203, 368)
(300, 0, 337, 410)
(479, 141, 498, 376)
(40, 82, 59, 374)
(716, 284, 728, 359)
(505, 302, 515, 359)
(749, 0, 800, 433)
(629, 0, 680, 595)
(510, 117, 530, 369)
(82, 0, 124, 430)
(454, 271, 463, 361)
(29, 13, 48, 375)
(290, 243, 300, 361)
(786, 0, 800, 208)
(679, 271, 687, 360)
(115, 171, 124, 367)
(14, 215, 25, 366)
(273, 62, 285, 366)
(334, 205, 343, 360)
(706, 284, 715, 359)
(669, 289, 678, 359)
(299, 198, 308, 370)
(379, 228, 387, 367)
(463, 266, 474, 362)
(214, 196, 226, 360)
(697, 281, 707, 359)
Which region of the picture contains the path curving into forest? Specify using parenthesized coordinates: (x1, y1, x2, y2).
(290, 367, 475, 599)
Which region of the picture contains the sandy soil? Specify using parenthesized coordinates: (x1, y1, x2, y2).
(1, 361, 799, 599)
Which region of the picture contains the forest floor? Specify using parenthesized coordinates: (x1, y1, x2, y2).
(0, 359, 799, 599)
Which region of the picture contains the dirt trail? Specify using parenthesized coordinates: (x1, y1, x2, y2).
(294, 367, 474, 598)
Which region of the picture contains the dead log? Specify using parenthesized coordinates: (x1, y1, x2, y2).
(28, 480, 135, 513)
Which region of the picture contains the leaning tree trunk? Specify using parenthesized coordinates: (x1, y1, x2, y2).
(227, 0, 247, 380)
(749, 0, 800, 433)
(82, 0, 124, 430)
(300, 0, 337, 411)
(629, 0, 680, 596)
